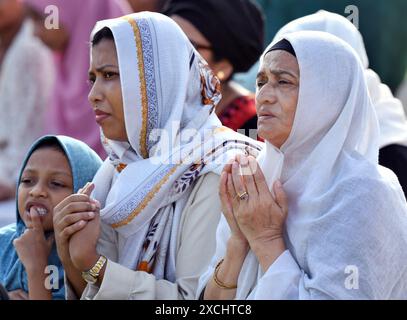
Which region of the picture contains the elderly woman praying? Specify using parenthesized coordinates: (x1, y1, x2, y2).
(199, 31, 407, 300)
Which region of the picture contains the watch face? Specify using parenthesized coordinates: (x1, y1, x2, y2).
(82, 272, 97, 284)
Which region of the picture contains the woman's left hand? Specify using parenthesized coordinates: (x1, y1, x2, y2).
(68, 209, 101, 271)
(13, 211, 54, 273)
(230, 155, 288, 248)
(68, 184, 101, 272)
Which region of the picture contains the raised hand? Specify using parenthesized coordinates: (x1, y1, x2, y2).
(13, 209, 54, 273)
(219, 158, 249, 251)
(230, 155, 288, 246)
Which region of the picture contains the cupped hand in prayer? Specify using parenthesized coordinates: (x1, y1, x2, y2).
(219, 155, 288, 270)
(219, 158, 249, 251)
(233, 155, 288, 244)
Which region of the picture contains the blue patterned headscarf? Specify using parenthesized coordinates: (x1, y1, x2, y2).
(0, 135, 102, 299)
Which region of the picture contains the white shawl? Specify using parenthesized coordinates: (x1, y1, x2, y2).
(198, 31, 407, 299)
(90, 12, 262, 281)
(273, 10, 407, 148)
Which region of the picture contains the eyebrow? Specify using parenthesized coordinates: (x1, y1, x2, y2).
(89, 64, 119, 74)
(22, 168, 72, 178)
(256, 69, 298, 79)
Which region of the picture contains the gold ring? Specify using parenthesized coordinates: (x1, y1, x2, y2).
(238, 191, 249, 201)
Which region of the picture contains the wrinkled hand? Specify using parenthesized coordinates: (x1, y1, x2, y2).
(8, 289, 28, 300)
(13, 210, 54, 273)
(219, 158, 249, 250)
(53, 183, 99, 266)
(228, 155, 288, 247)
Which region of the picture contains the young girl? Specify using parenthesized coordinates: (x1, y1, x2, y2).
(0, 135, 102, 299)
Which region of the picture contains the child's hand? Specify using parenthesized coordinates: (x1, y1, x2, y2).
(53, 182, 99, 265)
(13, 210, 54, 274)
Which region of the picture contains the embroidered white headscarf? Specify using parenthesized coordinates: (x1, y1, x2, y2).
(90, 12, 262, 281)
(273, 10, 407, 148)
(198, 31, 407, 299)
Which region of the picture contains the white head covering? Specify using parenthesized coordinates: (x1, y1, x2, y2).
(273, 10, 407, 148)
(90, 12, 262, 280)
(198, 31, 407, 299)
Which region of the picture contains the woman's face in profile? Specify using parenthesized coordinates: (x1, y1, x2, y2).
(88, 39, 127, 141)
(256, 50, 299, 148)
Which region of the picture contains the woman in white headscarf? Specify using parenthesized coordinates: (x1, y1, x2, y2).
(198, 31, 407, 300)
(52, 12, 261, 300)
(273, 10, 407, 198)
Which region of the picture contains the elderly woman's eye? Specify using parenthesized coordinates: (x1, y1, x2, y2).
(256, 79, 266, 88)
(278, 80, 291, 85)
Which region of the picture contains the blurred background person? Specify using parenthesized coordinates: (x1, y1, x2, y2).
(0, 0, 54, 201)
(238, 0, 407, 96)
(165, 0, 265, 136)
(256, 0, 407, 95)
(23, 0, 131, 158)
(127, 0, 170, 12)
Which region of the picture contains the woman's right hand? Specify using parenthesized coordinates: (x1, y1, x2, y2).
(53, 183, 98, 265)
(219, 157, 249, 251)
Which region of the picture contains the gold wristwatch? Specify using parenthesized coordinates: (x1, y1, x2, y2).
(81, 255, 107, 284)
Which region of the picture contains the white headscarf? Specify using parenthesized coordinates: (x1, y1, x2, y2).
(198, 31, 407, 299)
(90, 12, 262, 281)
(273, 10, 407, 148)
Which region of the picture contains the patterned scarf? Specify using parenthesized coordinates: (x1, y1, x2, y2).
(90, 12, 262, 280)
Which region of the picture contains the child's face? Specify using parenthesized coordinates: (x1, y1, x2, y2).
(18, 147, 73, 232)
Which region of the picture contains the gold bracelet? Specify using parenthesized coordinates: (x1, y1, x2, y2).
(213, 258, 237, 289)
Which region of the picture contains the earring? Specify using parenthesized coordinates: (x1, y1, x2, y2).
(217, 71, 225, 81)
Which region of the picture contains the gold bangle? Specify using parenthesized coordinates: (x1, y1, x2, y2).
(213, 258, 237, 289)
